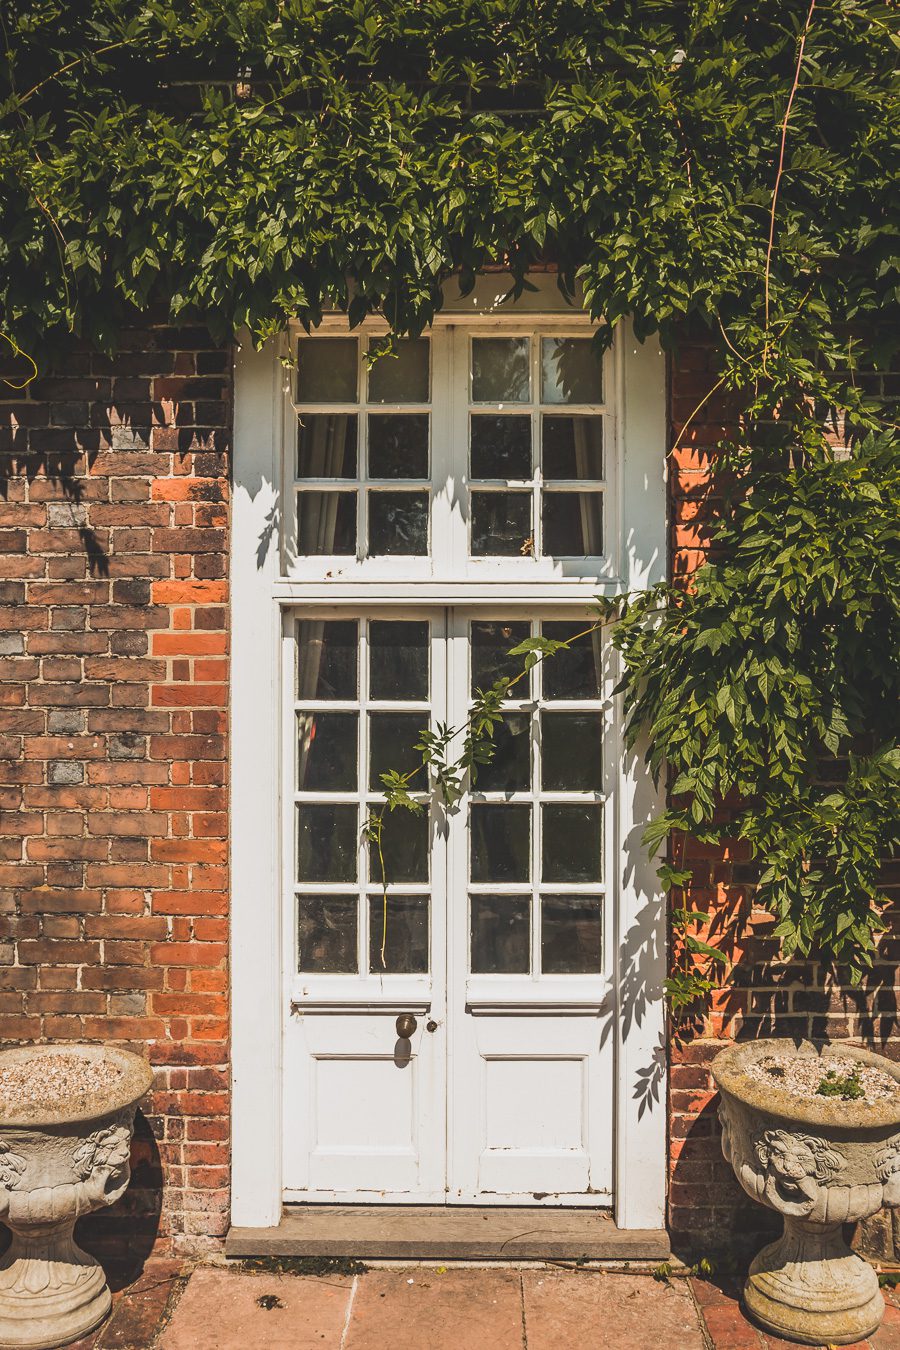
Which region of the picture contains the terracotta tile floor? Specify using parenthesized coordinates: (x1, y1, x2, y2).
(59, 1260, 900, 1349)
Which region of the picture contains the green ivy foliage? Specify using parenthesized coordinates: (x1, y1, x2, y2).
(0, 0, 897, 369)
(610, 430, 900, 987)
(1, 0, 898, 997)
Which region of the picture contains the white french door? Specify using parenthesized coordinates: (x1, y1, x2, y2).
(232, 294, 667, 1233)
(282, 608, 613, 1204)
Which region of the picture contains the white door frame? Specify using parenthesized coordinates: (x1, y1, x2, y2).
(230, 297, 668, 1231)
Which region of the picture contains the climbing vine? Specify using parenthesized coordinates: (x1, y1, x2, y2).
(1, 0, 898, 1006)
(614, 430, 900, 998)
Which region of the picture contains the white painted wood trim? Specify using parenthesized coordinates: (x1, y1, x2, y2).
(465, 1002, 609, 1016)
(613, 330, 668, 1230)
(272, 580, 626, 606)
(230, 319, 668, 1232)
(290, 1000, 433, 1015)
(230, 334, 285, 1227)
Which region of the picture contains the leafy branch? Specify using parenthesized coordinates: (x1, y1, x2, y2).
(616, 427, 900, 1008)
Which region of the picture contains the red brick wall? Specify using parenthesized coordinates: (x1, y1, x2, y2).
(0, 328, 232, 1257)
(665, 340, 900, 1260)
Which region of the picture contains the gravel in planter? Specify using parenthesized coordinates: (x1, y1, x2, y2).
(745, 1053, 900, 1106)
(0, 1052, 125, 1119)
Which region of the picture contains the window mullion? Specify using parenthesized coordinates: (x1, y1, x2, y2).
(531, 616, 542, 978)
(430, 327, 453, 576)
(447, 326, 468, 575)
(358, 620, 370, 976)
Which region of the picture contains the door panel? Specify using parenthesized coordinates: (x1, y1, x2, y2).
(448, 1014, 612, 1202)
(284, 1012, 445, 1198)
(283, 607, 613, 1204)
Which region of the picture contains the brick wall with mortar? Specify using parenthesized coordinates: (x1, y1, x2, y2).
(0, 327, 232, 1258)
(665, 338, 900, 1262)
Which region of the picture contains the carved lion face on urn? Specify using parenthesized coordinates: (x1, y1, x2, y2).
(754, 1128, 844, 1215)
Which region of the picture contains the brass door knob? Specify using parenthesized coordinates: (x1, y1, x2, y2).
(395, 1013, 417, 1039)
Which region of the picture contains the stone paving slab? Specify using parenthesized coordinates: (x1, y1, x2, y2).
(523, 1270, 706, 1349)
(55, 1258, 900, 1349)
(344, 1268, 523, 1350)
(158, 1265, 710, 1349)
(158, 1268, 355, 1350)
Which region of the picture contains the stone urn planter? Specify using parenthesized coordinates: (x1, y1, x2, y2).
(0, 1044, 153, 1350)
(713, 1038, 900, 1346)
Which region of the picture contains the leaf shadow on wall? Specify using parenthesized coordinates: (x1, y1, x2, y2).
(0, 343, 119, 578)
(76, 1109, 163, 1290)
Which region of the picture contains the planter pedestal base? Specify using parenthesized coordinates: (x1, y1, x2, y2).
(0, 1220, 111, 1350)
(743, 1217, 882, 1347)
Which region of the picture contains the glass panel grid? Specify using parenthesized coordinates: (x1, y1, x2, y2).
(294, 336, 432, 559)
(294, 616, 432, 977)
(467, 336, 606, 560)
(467, 619, 605, 978)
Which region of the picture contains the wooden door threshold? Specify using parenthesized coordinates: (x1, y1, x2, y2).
(225, 1205, 670, 1261)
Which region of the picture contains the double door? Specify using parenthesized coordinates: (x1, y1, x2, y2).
(282, 609, 614, 1204)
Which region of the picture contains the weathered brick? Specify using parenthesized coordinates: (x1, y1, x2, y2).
(47, 760, 85, 786)
(107, 732, 147, 760)
(47, 709, 86, 734)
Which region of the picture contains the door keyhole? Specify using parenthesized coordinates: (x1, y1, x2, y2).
(426, 1020, 438, 1033)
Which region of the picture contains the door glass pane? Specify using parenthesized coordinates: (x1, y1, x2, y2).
(471, 894, 531, 973)
(369, 620, 429, 701)
(541, 712, 602, 791)
(541, 895, 602, 973)
(297, 338, 358, 403)
(474, 713, 530, 792)
(470, 415, 532, 479)
(298, 414, 358, 478)
(542, 416, 603, 479)
(367, 339, 430, 403)
(472, 338, 530, 403)
(471, 491, 532, 556)
(471, 620, 530, 694)
(541, 621, 602, 700)
(298, 804, 358, 882)
(369, 808, 429, 883)
(298, 895, 358, 973)
(297, 711, 358, 792)
(297, 620, 358, 700)
(298, 491, 357, 555)
(541, 804, 602, 882)
(471, 804, 530, 882)
(542, 492, 603, 556)
(368, 414, 429, 479)
(541, 338, 602, 404)
(369, 895, 429, 972)
(369, 712, 426, 788)
(368, 491, 428, 555)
